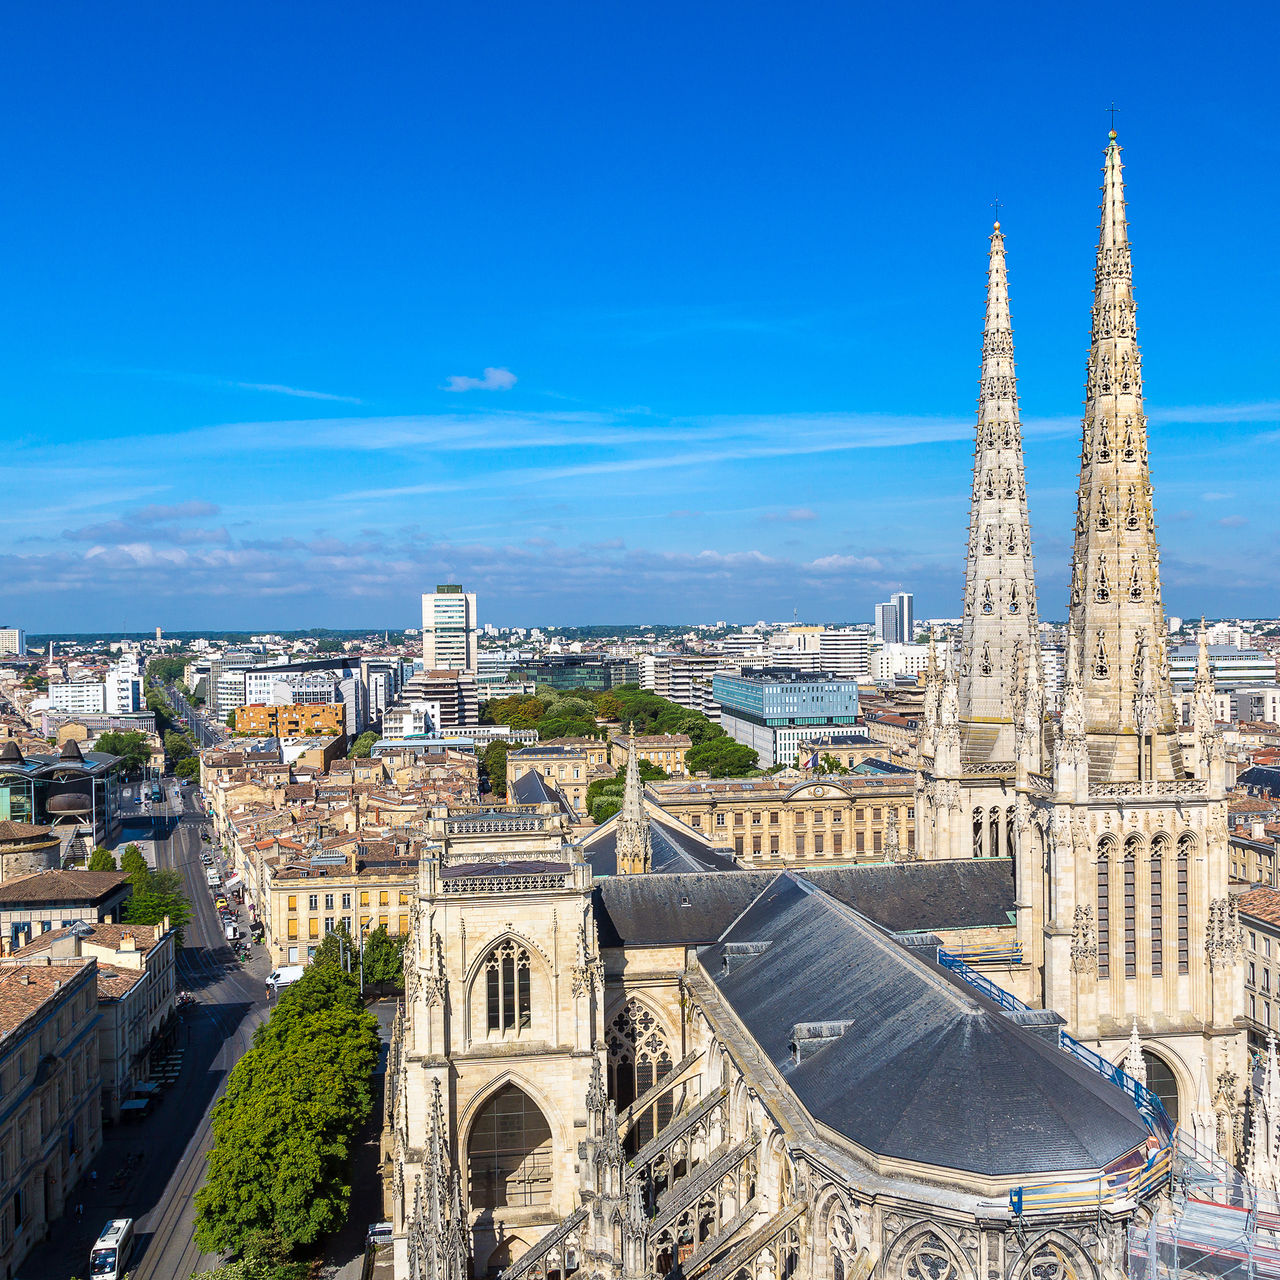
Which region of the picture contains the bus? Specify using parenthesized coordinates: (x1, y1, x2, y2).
(150, 782, 162, 803)
(90, 1218, 134, 1280)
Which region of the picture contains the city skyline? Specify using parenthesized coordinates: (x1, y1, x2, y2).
(3, 4, 1277, 629)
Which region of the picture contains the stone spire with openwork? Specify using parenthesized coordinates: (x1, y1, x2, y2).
(957, 221, 1043, 768)
(615, 725, 651, 875)
(1065, 130, 1183, 783)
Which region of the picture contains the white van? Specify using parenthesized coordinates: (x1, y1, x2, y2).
(267, 964, 304, 993)
(90, 1218, 134, 1280)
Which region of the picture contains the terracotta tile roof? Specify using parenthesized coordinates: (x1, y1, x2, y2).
(1239, 886, 1280, 930)
(0, 962, 92, 1036)
(95, 963, 147, 999)
(0, 820, 56, 839)
(12, 921, 165, 960)
(0, 870, 131, 905)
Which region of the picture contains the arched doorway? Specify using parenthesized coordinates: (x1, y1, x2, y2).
(468, 1085, 553, 1209)
(1142, 1050, 1179, 1127)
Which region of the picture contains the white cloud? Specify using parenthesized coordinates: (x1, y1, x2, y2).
(1218, 515, 1248, 528)
(230, 381, 363, 404)
(443, 367, 518, 393)
(805, 554, 884, 573)
(1201, 491, 1234, 502)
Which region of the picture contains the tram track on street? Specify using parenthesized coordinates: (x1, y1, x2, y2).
(128, 783, 270, 1280)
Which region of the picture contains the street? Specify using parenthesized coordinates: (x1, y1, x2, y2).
(16, 781, 270, 1280)
(165, 684, 226, 750)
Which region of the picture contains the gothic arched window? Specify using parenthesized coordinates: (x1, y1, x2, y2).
(1096, 837, 1116, 979)
(1123, 835, 1142, 979)
(483, 939, 531, 1033)
(981, 584, 994, 615)
(468, 1084, 552, 1208)
(607, 999, 674, 1149)
(1009, 585, 1020, 614)
(1177, 835, 1193, 975)
(1095, 556, 1110, 603)
(1125, 485, 1140, 530)
(1150, 834, 1170, 978)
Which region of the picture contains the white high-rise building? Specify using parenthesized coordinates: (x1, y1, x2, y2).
(104, 658, 143, 714)
(422, 584, 478, 674)
(0, 628, 24, 656)
(48, 681, 107, 715)
(818, 628, 871, 680)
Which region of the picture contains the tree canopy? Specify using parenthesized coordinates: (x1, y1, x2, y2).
(481, 739, 511, 798)
(93, 730, 151, 773)
(87, 847, 117, 871)
(194, 953, 380, 1259)
(362, 926, 407, 994)
(347, 730, 378, 759)
(121, 853, 192, 942)
(686, 736, 759, 777)
(176, 755, 201, 781)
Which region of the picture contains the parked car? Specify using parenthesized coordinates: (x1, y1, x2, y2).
(215, 896, 228, 909)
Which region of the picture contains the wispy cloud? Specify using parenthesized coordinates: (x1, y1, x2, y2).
(443, 367, 517, 392)
(1201, 491, 1234, 502)
(761, 508, 818, 523)
(1218, 514, 1249, 528)
(229, 381, 363, 404)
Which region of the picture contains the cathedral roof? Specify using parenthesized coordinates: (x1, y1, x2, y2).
(701, 873, 1149, 1178)
(593, 858, 1015, 948)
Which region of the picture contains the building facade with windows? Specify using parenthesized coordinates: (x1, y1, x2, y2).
(0, 872, 132, 951)
(422, 585, 478, 675)
(0, 956, 102, 1280)
(648, 774, 915, 864)
(1239, 886, 1280, 1053)
(234, 702, 347, 738)
(712, 669, 860, 769)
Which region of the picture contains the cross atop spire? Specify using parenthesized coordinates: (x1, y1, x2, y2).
(956, 219, 1043, 768)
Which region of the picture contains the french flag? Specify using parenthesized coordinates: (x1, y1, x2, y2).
(803, 751, 820, 770)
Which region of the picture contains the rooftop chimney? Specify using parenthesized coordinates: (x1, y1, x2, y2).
(119, 932, 137, 952)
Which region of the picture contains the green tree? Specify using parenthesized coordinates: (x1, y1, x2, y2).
(595, 692, 624, 721)
(164, 729, 194, 761)
(591, 796, 623, 824)
(362, 926, 407, 994)
(195, 961, 379, 1257)
(120, 843, 148, 877)
(93, 730, 151, 773)
(176, 755, 201, 781)
(481, 740, 510, 798)
(311, 923, 358, 973)
(87, 847, 117, 871)
(225, 711, 236, 729)
(122, 864, 192, 941)
(347, 730, 378, 759)
(686, 737, 759, 777)
(146, 655, 189, 685)
(818, 753, 848, 775)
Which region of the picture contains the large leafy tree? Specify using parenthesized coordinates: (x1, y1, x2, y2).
(686, 737, 759, 777)
(87, 847, 117, 871)
(362, 926, 407, 994)
(347, 730, 378, 759)
(481, 740, 510, 797)
(195, 956, 379, 1258)
(122, 858, 192, 941)
(93, 730, 151, 773)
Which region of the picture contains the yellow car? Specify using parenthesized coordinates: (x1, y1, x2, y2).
(215, 896, 228, 909)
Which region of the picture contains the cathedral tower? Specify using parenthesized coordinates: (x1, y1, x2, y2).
(958, 220, 1044, 767)
(1065, 130, 1182, 784)
(916, 222, 1046, 863)
(1042, 132, 1243, 1147)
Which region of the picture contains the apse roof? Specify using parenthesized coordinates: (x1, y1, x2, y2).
(701, 873, 1149, 1178)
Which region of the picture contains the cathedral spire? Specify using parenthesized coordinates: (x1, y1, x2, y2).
(957, 220, 1042, 767)
(1067, 130, 1182, 782)
(615, 725, 651, 875)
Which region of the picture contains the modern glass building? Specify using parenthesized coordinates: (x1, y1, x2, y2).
(712, 668, 861, 768)
(0, 739, 123, 848)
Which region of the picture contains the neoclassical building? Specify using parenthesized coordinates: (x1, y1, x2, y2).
(386, 132, 1234, 1280)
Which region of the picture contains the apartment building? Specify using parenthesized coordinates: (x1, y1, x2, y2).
(0, 956, 102, 1280)
(1240, 886, 1280, 1052)
(234, 703, 346, 738)
(608, 731, 691, 778)
(14, 920, 177, 1122)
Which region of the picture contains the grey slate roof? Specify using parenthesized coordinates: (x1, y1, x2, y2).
(701, 873, 1148, 1178)
(581, 811, 738, 879)
(509, 770, 576, 818)
(592, 859, 1014, 949)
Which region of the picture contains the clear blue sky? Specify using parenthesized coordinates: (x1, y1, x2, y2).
(3, 2, 1277, 631)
